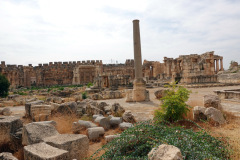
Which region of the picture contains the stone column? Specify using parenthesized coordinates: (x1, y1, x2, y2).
(216, 59, 219, 72)
(133, 19, 143, 79)
(132, 19, 148, 102)
(220, 58, 223, 71)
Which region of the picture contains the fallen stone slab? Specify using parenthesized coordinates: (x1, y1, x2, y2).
(92, 114, 103, 121)
(99, 117, 111, 129)
(0, 152, 18, 160)
(25, 100, 44, 117)
(24, 142, 69, 160)
(72, 120, 97, 133)
(122, 111, 136, 123)
(204, 94, 221, 109)
(57, 102, 77, 115)
(22, 122, 59, 145)
(109, 117, 122, 127)
(30, 105, 51, 121)
(119, 122, 133, 131)
(205, 107, 226, 125)
(2, 107, 11, 116)
(0, 116, 23, 143)
(105, 134, 120, 143)
(87, 127, 105, 140)
(148, 144, 183, 160)
(193, 106, 207, 121)
(44, 134, 89, 160)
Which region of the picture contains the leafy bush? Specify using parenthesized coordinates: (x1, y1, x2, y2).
(91, 120, 230, 160)
(0, 74, 10, 98)
(87, 82, 93, 88)
(154, 83, 191, 122)
(82, 92, 87, 99)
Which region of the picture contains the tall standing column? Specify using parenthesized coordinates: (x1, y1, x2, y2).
(132, 19, 148, 102)
(133, 20, 143, 79)
(220, 58, 223, 71)
(216, 59, 219, 72)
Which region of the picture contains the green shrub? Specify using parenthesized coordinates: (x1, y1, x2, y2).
(82, 92, 87, 99)
(91, 120, 230, 160)
(58, 87, 64, 91)
(154, 83, 191, 122)
(87, 82, 93, 88)
(0, 74, 10, 98)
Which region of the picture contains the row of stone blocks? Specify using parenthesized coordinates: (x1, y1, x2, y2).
(22, 122, 89, 160)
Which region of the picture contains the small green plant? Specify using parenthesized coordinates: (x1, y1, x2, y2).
(47, 88, 52, 92)
(154, 83, 191, 122)
(17, 91, 28, 96)
(91, 120, 231, 160)
(58, 87, 64, 91)
(87, 82, 93, 88)
(0, 74, 10, 98)
(82, 92, 87, 99)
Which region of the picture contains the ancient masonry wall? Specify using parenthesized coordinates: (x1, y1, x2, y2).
(0, 51, 223, 88)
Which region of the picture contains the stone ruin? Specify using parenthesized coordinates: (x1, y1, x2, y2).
(1, 52, 224, 90)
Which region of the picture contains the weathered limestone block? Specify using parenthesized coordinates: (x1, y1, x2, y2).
(86, 104, 103, 116)
(25, 100, 44, 117)
(111, 103, 125, 114)
(33, 120, 57, 126)
(125, 89, 133, 102)
(74, 95, 82, 102)
(53, 97, 63, 104)
(109, 117, 122, 127)
(122, 110, 136, 123)
(0, 116, 23, 144)
(97, 102, 108, 111)
(30, 105, 51, 121)
(24, 142, 69, 160)
(91, 93, 103, 100)
(57, 102, 77, 115)
(105, 134, 120, 143)
(119, 122, 133, 130)
(2, 107, 11, 116)
(99, 117, 111, 129)
(204, 95, 221, 109)
(154, 89, 166, 99)
(87, 127, 105, 140)
(26, 97, 38, 103)
(205, 107, 226, 124)
(193, 106, 207, 121)
(22, 122, 59, 145)
(92, 114, 103, 121)
(148, 144, 183, 160)
(50, 102, 60, 111)
(0, 152, 18, 160)
(44, 134, 89, 160)
(72, 120, 97, 133)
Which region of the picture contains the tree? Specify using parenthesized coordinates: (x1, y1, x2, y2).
(154, 83, 191, 122)
(0, 74, 10, 98)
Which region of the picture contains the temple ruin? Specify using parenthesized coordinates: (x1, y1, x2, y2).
(0, 51, 223, 89)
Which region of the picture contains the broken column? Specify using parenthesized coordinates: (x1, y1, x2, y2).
(132, 19, 149, 101)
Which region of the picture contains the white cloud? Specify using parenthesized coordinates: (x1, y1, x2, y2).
(0, 0, 239, 69)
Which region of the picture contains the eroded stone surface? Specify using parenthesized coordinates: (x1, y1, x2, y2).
(44, 134, 89, 160)
(148, 144, 183, 160)
(24, 142, 69, 160)
(22, 122, 59, 145)
(87, 127, 105, 140)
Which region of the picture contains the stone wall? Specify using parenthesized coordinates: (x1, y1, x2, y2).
(0, 51, 224, 88)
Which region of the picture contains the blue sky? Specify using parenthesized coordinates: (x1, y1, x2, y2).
(0, 0, 240, 69)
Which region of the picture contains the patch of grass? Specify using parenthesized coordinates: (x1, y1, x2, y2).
(49, 113, 78, 134)
(80, 115, 93, 121)
(91, 120, 231, 160)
